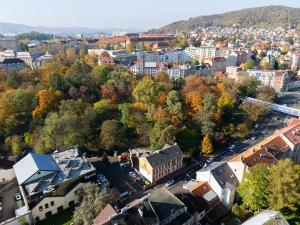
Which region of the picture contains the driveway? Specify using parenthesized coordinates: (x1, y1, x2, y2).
(0, 179, 20, 223)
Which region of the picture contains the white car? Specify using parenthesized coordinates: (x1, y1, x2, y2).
(206, 157, 214, 164)
(251, 137, 256, 141)
(229, 144, 235, 150)
(15, 193, 21, 201)
(165, 180, 175, 187)
(254, 124, 259, 129)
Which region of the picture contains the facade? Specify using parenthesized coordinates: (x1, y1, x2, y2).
(184, 46, 220, 61)
(17, 51, 44, 69)
(98, 56, 115, 65)
(13, 148, 96, 222)
(0, 58, 27, 71)
(204, 57, 226, 74)
(248, 70, 290, 92)
(196, 162, 238, 209)
(139, 145, 183, 184)
(94, 187, 196, 225)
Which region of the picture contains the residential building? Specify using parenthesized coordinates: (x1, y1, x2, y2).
(139, 144, 183, 184)
(248, 70, 290, 92)
(98, 56, 115, 65)
(204, 57, 226, 74)
(0, 58, 27, 71)
(13, 148, 96, 222)
(94, 187, 194, 225)
(228, 118, 300, 182)
(167, 64, 196, 79)
(242, 210, 289, 225)
(184, 46, 221, 61)
(291, 52, 300, 71)
(17, 51, 44, 69)
(196, 162, 239, 209)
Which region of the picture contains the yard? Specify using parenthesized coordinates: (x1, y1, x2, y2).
(37, 207, 74, 225)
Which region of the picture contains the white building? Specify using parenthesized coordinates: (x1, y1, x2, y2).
(13, 148, 96, 222)
(184, 46, 221, 61)
(242, 210, 289, 225)
(196, 162, 238, 209)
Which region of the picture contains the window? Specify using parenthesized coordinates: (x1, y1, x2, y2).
(51, 201, 54, 206)
(45, 203, 49, 209)
(39, 206, 43, 211)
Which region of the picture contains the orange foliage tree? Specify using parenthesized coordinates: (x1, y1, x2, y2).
(32, 88, 63, 119)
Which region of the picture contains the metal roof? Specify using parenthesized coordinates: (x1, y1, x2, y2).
(13, 153, 60, 185)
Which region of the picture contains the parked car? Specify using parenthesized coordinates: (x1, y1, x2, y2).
(251, 137, 256, 141)
(114, 151, 119, 157)
(15, 193, 21, 201)
(165, 180, 175, 187)
(129, 171, 137, 179)
(254, 124, 259, 129)
(229, 144, 235, 150)
(184, 174, 192, 182)
(206, 157, 214, 164)
(120, 161, 130, 168)
(97, 174, 108, 186)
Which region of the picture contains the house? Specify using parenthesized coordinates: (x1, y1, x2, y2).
(242, 210, 289, 225)
(17, 51, 44, 69)
(248, 70, 290, 93)
(13, 148, 96, 222)
(98, 56, 115, 65)
(196, 162, 239, 209)
(94, 187, 195, 225)
(204, 57, 226, 74)
(139, 144, 183, 184)
(228, 118, 300, 183)
(0, 158, 15, 184)
(0, 58, 27, 71)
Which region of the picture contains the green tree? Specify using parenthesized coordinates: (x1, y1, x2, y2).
(73, 183, 115, 225)
(244, 59, 256, 70)
(100, 120, 122, 150)
(175, 128, 198, 154)
(256, 86, 276, 103)
(133, 80, 163, 119)
(238, 163, 270, 211)
(268, 159, 300, 213)
(149, 119, 176, 150)
(201, 134, 214, 155)
(166, 90, 184, 123)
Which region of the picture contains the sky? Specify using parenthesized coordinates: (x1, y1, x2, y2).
(1, 0, 300, 30)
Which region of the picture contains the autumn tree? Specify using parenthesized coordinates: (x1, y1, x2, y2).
(166, 90, 184, 124)
(155, 71, 169, 82)
(150, 119, 176, 150)
(268, 159, 300, 213)
(32, 88, 63, 118)
(238, 163, 270, 211)
(73, 183, 115, 225)
(243, 59, 256, 70)
(133, 80, 163, 119)
(201, 134, 214, 155)
(100, 120, 122, 151)
(256, 86, 276, 103)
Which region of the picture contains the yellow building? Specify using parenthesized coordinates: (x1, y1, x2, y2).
(139, 145, 183, 184)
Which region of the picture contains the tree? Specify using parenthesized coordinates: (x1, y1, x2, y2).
(201, 134, 214, 155)
(166, 90, 184, 123)
(31, 100, 97, 153)
(149, 119, 176, 150)
(175, 128, 198, 154)
(256, 86, 276, 103)
(237, 77, 259, 98)
(4, 135, 24, 156)
(133, 80, 163, 119)
(240, 102, 265, 123)
(32, 88, 63, 118)
(66, 47, 76, 64)
(279, 63, 288, 70)
(244, 59, 255, 70)
(268, 159, 300, 213)
(238, 163, 270, 211)
(100, 120, 121, 150)
(155, 71, 169, 82)
(260, 58, 272, 70)
(73, 183, 115, 225)
(236, 123, 249, 139)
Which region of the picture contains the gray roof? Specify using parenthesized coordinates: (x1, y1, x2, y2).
(149, 187, 185, 221)
(13, 153, 60, 185)
(197, 161, 239, 188)
(145, 145, 183, 168)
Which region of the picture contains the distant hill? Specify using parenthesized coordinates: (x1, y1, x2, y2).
(0, 22, 140, 36)
(150, 6, 300, 33)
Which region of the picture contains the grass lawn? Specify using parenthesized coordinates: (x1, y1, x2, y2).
(37, 207, 74, 225)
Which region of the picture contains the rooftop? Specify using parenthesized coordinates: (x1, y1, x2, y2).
(148, 187, 185, 221)
(14, 148, 95, 197)
(242, 210, 289, 225)
(144, 145, 183, 168)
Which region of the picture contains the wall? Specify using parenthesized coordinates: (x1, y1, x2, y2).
(31, 182, 84, 221)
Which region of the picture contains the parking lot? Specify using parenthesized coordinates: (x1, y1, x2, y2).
(91, 156, 144, 200)
(0, 179, 20, 222)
